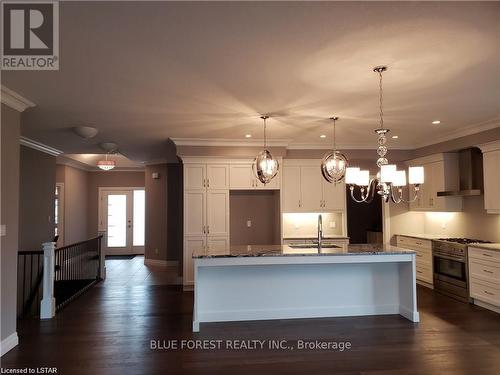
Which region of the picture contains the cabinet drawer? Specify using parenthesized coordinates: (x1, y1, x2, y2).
(416, 263, 433, 284)
(470, 277, 500, 306)
(415, 248, 432, 266)
(397, 236, 431, 250)
(469, 259, 500, 284)
(469, 247, 500, 263)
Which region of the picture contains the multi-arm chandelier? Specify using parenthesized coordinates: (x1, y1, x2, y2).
(253, 115, 279, 184)
(345, 66, 424, 203)
(321, 116, 348, 184)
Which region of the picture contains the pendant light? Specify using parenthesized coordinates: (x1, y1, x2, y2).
(253, 115, 279, 184)
(97, 153, 116, 171)
(344, 66, 424, 203)
(321, 116, 348, 183)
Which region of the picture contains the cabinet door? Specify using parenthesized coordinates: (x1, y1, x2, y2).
(185, 164, 206, 190)
(230, 164, 255, 189)
(207, 164, 229, 189)
(183, 236, 205, 286)
(206, 190, 229, 236)
(184, 190, 205, 236)
(207, 236, 229, 249)
(255, 172, 281, 190)
(322, 179, 345, 210)
(300, 166, 323, 211)
(483, 150, 500, 212)
(283, 166, 301, 211)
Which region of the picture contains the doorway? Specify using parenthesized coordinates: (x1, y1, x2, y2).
(346, 186, 383, 244)
(99, 188, 145, 255)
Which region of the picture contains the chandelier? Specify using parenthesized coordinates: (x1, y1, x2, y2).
(97, 153, 116, 171)
(321, 116, 348, 184)
(345, 66, 424, 203)
(253, 115, 279, 184)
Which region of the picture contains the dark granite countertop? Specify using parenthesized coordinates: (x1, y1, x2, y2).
(192, 244, 415, 258)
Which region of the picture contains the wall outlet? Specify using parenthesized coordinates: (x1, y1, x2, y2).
(152, 172, 160, 179)
(246, 220, 252, 228)
(329, 221, 336, 229)
(0, 224, 6, 237)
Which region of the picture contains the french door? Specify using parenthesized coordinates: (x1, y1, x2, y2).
(99, 188, 145, 255)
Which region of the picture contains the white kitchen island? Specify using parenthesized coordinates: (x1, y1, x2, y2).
(192, 244, 419, 332)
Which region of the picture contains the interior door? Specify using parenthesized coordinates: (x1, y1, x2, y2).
(101, 189, 145, 255)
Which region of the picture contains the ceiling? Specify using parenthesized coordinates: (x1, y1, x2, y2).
(3, 1, 499, 163)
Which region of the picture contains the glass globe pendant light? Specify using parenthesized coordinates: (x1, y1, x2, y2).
(253, 115, 279, 184)
(321, 116, 348, 183)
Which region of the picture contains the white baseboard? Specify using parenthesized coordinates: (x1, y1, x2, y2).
(1, 332, 19, 357)
(144, 259, 179, 267)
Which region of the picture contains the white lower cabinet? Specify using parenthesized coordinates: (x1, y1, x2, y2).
(396, 235, 433, 287)
(468, 247, 500, 312)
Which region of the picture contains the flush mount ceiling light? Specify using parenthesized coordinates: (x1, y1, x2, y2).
(345, 66, 424, 204)
(252, 115, 279, 184)
(245, 134, 252, 138)
(392, 135, 399, 139)
(432, 120, 441, 124)
(321, 116, 348, 184)
(320, 134, 327, 138)
(73, 126, 98, 140)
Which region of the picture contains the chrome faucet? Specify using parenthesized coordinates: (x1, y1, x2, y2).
(317, 214, 323, 249)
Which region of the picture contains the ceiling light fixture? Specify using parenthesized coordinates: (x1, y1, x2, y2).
(73, 126, 98, 140)
(245, 134, 252, 138)
(320, 134, 326, 138)
(321, 116, 348, 184)
(392, 135, 399, 139)
(345, 66, 424, 204)
(97, 153, 116, 171)
(432, 120, 441, 124)
(252, 115, 279, 184)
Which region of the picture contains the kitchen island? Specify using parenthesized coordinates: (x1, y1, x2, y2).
(192, 244, 419, 332)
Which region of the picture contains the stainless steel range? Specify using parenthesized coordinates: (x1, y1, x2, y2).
(432, 238, 491, 302)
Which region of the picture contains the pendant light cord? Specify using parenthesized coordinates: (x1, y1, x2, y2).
(264, 117, 267, 149)
(378, 70, 384, 130)
(333, 118, 336, 152)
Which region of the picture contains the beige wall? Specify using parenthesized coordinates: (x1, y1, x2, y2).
(145, 164, 168, 261)
(230, 191, 281, 245)
(56, 165, 89, 245)
(87, 171, 145, 237)
(19, 146, 56, 250)
(1, 104, 21, 342)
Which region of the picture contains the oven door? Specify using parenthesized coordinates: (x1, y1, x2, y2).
(433, 252, 469, 301)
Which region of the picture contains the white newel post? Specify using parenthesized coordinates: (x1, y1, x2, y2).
(98, 231, 106, 280)
(40, 242, 56, 319)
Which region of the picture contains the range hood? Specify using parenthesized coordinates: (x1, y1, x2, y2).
(437, 148, 483, 197)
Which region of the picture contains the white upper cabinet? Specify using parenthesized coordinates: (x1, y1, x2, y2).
(407, 153, 462, 212)
(185, 164, 206, 190)
(480, 141, 500, 214)
(300, 166, 323, 211)
(283, 165, 302, 211)
(207, 165, 229, 189)
(229, 163, 280, 190)
(282, 160, 346, 212)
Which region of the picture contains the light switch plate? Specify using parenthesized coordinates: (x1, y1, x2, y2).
(246, 220, 252, 228)
(0, 224, 6, 236)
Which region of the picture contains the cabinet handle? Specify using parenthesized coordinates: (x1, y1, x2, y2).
(483, 269, 494, 274)
(482, 253, 493, 257)
(203, 178, 206, 188)
(416, 254, 423, 257)
(299, 200, 301, 208)
(484, 290, 495, 296)
(207, 179, 210, 188)
(203, 226, 206, 234)
(417, 270, 423, 274)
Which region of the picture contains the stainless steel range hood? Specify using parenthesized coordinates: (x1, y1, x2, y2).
(437, 148, 483, 197)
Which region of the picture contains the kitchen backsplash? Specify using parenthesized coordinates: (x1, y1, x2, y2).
(282, 212, 344, 238)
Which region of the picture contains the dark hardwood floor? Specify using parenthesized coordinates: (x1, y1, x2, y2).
(2, 256, 500, 375)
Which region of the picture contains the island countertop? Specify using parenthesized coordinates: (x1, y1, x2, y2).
(192, 244, 415, 258)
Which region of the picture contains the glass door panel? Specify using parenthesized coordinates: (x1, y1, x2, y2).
(107, 194, 128, 248)
(133, 190, 145, 248)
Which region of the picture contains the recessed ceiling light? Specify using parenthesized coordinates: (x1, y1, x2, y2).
(432, 120, 441, 125)
(245, 134, 252, 138)
(392, 135, 399, 139)
(320, 134, 327, 138)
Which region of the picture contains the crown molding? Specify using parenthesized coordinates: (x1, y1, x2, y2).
(413, 118, 500, 149)
(477, 140, 500, 153)
(171, 137, 291, 147)
(286, 142, 412, 150)
(56, 155, 93, 171)
(1, 85, 35, 112)
(20, 136, 63, 156)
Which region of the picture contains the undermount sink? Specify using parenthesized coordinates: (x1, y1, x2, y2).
(289, 244, 340, 249)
